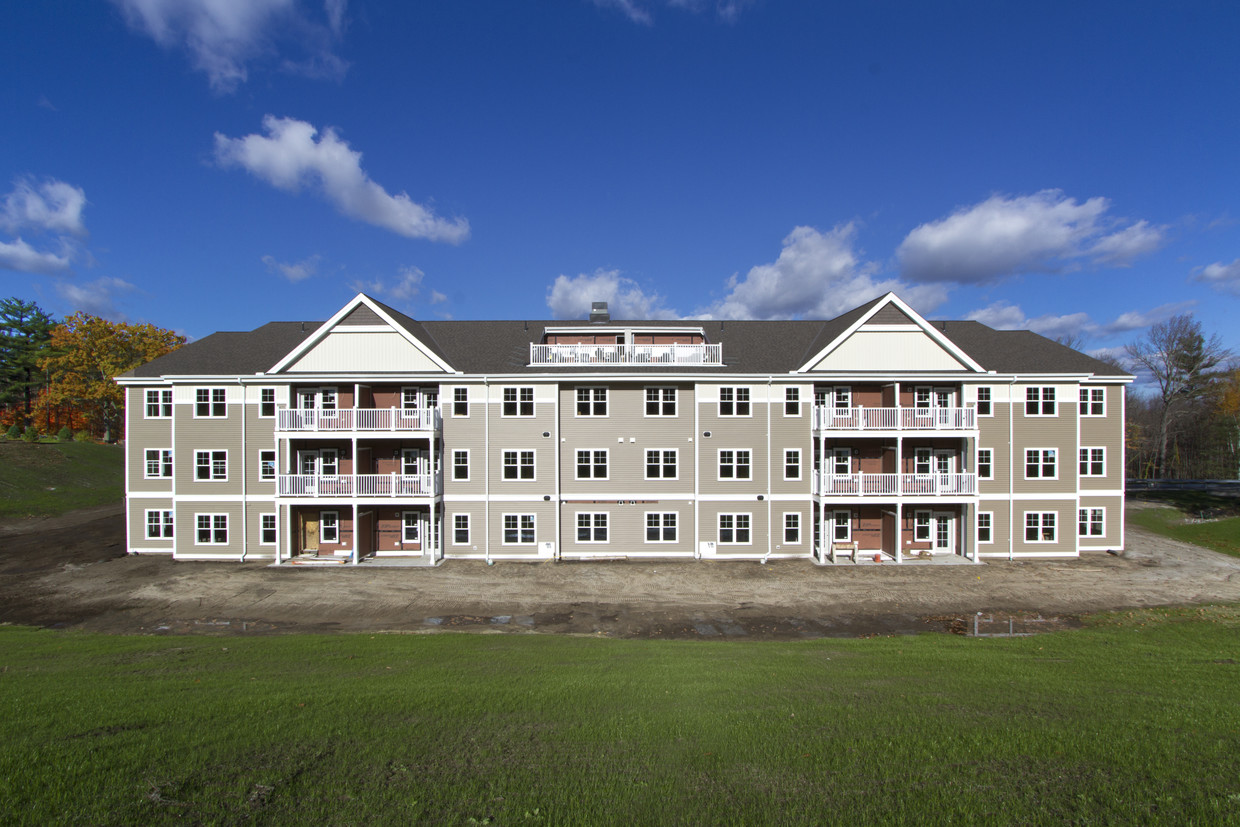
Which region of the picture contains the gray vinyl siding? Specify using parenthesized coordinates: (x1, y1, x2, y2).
(487, 391, 556, 497)
(176, 500, 243, 558)
(244, 404, 278, 494)
(976, 499, 1009, 553)
(771, 383, 812, 495)
(246, 506, 278, 558)
(127, 387, 174, 493)
(560, 502, 695, 556)
(1012, 500, 1075, 555)
(1078, 494, 1123, 547)
(441, 384, 486, 496)
(1080, 385, 1125, 491)
(175, 389, 244, 495)
(698, 383, 769, 495)
(486, 501, 557, 557)
(130, 498, 174, 550)
(443, 502, 485, 555)
(976, 402, 1011, 496)
(1012, 391, 1077, 495)
(699, 501, 770, 557)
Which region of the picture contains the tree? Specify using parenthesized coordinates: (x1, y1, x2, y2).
(0, 298, 55, 428)
(39, 314, 185, 442)
(1125, 314, 1231, 478)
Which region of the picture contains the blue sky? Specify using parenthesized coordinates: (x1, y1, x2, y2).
(3, 1, 1239, 363)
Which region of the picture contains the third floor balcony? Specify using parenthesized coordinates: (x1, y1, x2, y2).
(529, 342, 722, 366)
(277, 407, 441, 434)
(813, 406, 975, 433)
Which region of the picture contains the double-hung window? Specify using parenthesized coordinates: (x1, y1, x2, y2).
(195, 514, 228, 545)
(1025, 387, 1056, 416)
(646, 512, 677, 543)
(503, 514, 536, 545)
(1025, 448, 1057, 479)
(453, 450, 469, 481)
(503, 450, 535, 480)
(1080, 448, 1105, 477)
(145, 449, 173, 479)
(195, 450, 227, 481)
(784, 449, 801, 480)
(259, 450, 276, 481)
(259, 388, 276, 418)
(718, 513, 751, 544)
(719, 387, 750, 416)
(1025, 511, 1057, 543)
(402, 513, 421, 544)
(577, 450, 608, 479)
(196, 388, 226, 418)
(453, 388, 469, 417)
(576, 512, 608, 543)
(145, 389, 172, 418)
(645, 449, 677, 479)
(784, 513, 801, 544)
(1080, 388, 1105, 416)
(260, 514, 277, 545)
(977, 512, 993, 543)
(502, 387, 534, 417)
(320, 511, 339, 543)
(146, 509, 173, 539)
(1079, 508, 1105, 538)
(976, 387, 992, 417)
(832, 511, 852, 543)
(719, 449, 751, 480)
(784, 387, 801, 416)
(645, 387, 676, 416)
(454, 514, 470, 545)
(977, 448, 993, 480)
(576, 387, 607, 416)
(914, 511, 931, 542)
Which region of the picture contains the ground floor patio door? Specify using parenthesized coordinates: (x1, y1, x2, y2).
(933, 512, 954, 554)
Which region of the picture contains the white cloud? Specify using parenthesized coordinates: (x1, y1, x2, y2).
(55, 276, 136, 320)
(0, 237, 72, 275)
(965, 299, 1195, 342)
(215, 116, 469, 243)
(262, 253, 320, 282)
(547, 269, 679, 319)
(1193, 258, 1240, 295)
(1, 178, 87, 237)
(897, 190, 1166, 283)
(1101, 301, 1196, 335)
(591, 0, 754, 24)
(113, 0, 347, 93)
(350, 266, 430, 304)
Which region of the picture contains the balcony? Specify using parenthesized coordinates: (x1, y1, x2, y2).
(277, 473, 441, 498)
(813, 406, 975, 432)
(529, 342, 722, 367)
(813, 472, 977, 497)
(276, 408, 441, 433)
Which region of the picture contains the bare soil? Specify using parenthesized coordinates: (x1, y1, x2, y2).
(1, 502, 1238, 639)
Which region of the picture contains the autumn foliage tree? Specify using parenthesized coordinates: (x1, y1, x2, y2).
(39, 314, 185, 442)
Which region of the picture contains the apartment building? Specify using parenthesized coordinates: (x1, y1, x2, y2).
(117, 292, 1130, 564)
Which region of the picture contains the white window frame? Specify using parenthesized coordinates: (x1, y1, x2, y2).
(259, 450, 276, 481)
(194, 449, 228, 481)
(977, 448, 993, 480)
(645, 512, 678, 543)
(977, 511, 993, 544)
(145, 388, 172, 418)
(719, 386, 751, 417)
(576, 449, 609, 480)
(645, 386, 677, 417)
(576, 512, 609, 544)
(784, 448, 801, 481)
(832, 448, 851, 476)
(783, 512, 801, 545)
(914, 447, 932, 475)
(259, 388, 276, 418)
(1080, 447, 1106, 477)
(784, 387, 801, 417)
(145, 448, 173, 479)
(502, 449, 536, 481)
(195, 388, 227, 418)
(453, 387, 469, 418)
(718, 449, 752, 481)
(452, 449, 469, 481)
(195, 513, 228, 545)
(320, 511, 339, 544)
(260, 513, 277, 545)
(1080, 387, 1106, 417)
(976, 386, 992, 417)
(1025, 511, 1057, 543)
(913, 510, 932, 542)
(645, 449, 677, 480)
(453, 514, 470, 545)
(1024, 448, 1058, 480)
(502, 387, 535, 417)
(832, 510, 852, 543)
(718, 513, 752, 545)
(145, 509, 173, 539)
(575, 386, 608, 417)
(402, 511, 421, 544)
(1025, 386, 1057, 417)
(502, 513, 537, 545)
(1079, 507, 1105, 538)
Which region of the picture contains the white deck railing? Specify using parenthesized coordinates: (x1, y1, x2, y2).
(277, 473, 440, 497)
(277, 408, 441, 432)
(812, 406, 975, 431)
(529, 343, 722, 366)
(813, 472, 976, 497)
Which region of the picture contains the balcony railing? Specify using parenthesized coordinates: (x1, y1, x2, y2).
(812, 406, 975, 432)
(277, 408, 441, 433)
(813, 472, 977, 497)
(529, 343, 722, 366)
(277, 473, 440, 498)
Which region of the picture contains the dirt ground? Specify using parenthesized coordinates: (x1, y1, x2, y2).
(1, 501, 1238, 639)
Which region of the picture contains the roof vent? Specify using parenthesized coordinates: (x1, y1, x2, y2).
(590, 301, 610, 324)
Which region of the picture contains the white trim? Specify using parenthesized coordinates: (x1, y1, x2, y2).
(643, 511, 679, 543)
(1023, 447, 1058, 480)
(644, 386, 678, 417)
(194, 449, 229, 482)
(977, 510, 994, 544)
(501, 512, 538, 546)
(1078, 506, 1106, 538)
(1079, 447, 1106, 477)
(718, 386, 752, 417)
(717, 512, 753, 545)
(452, 513, 471, 546)
(717, 448, 753, 481)
(782, 511, 802, 544)
(502, 448, 537, 481)
(573, 511, 610, 544)
(193, 513, 230, 545)
(783, 448, 802, 481)
(574, 386, 609, 417)
(644, 448, 678, 480)
(259, 513, 277, 545)
(574, 448, 609, 481)
(1023, 386, 1058, 417)
(1022, 510, 1058, 543)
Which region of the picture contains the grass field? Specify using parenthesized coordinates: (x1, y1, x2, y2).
(2, 607, 1239, 825)
(0, 439, 123, 519)
(1130, 491, 1240, 558)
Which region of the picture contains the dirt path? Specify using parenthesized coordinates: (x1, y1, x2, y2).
(1, 503, 1237, 638)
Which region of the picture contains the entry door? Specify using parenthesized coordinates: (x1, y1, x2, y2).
(302, 513, 320, 553)
(933, 513, 954, 553)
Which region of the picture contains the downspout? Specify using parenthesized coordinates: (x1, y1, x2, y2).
(693, 382, 700, 558)
(1009, 377, 1016, 562)
(124, 387, 132, 555)
(484, 376, 492, 565)
(239, 378, 248, 562)
(762, 377, 773, 563)
(553, 382, 561, 561)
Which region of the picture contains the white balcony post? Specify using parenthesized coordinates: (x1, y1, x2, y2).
(390, 471, 397, 497)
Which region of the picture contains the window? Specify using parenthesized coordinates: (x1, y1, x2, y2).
(453, 514, 470, 545)
(719, 449, 751, 480)
(195, 388, 226, 418)
(1025, 386, 1056, 416)
(503, 513, 536, 545)
(784, 387, 801, 416)
(831, 449, 851, 475)
(145, 449, 172, 479)
(576, 512, 609, 543)
(645, 449, 677, 479)
(976, 387, 992, 417)
(319, 449, 338, 476)
(194, 450, 227, 481)
(402, 512, 421, 544)
(1080, 448, 1105, 477)
(576, 387, 607, 416)
(1079, 508, 1105, 538)
(718, 513, 751, 544)
(259, 450, 276, 481)
(145, 389, 172, 418)
(402, 388, 420, 410)
(977, 449, 993, 480)
(719, 387, 750, 416)
(195, 513, 228, 545)
(453, 388, 469, 417)
(977, 512, 993, 544)
(646, 512, 677, 543)
(260, 514, 277, 545)
(320, 511, 339, 543)
(260, 388, 276, 418)
(1025, 449, 1057, 479)
(784, 513, 801, 544)
(502, 387, 534, 417)
(1025, 511, 1057, 543)
(503, 450, 535, 480)
(784, 449, 801, 480)
(914, 511, 931, 542)
(1080, 387, 1105, 417)
(914, 448, 932, 475)
(575, 449, 608, 480)
(145, 509, 173, 539)
(320, 388, 337, 410)
(453, 450, 469, 481)
(645, 386, 676, 416)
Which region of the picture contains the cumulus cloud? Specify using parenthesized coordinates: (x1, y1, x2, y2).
(547, 269, 679, 319)
(113, 0, 347, 93)
(1193, 258, 1240, 295)
(966, 299, 1194, 342)
(591, 0, 754, 24)
(350, 266, 431, 304)
(0, 238, 72, 275)
(2, 178, 87, 237)
(262, 253, 320, 282)
(897, 190, 1167, 283)
(55, 276, 136, 321)
(215, 116, 469, 243)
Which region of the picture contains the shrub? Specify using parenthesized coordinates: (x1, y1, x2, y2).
(73, 430, 93, 443)
(5, 424, 19, 440)
(21, 426, 39, 443)
(57, 427, 72, 442)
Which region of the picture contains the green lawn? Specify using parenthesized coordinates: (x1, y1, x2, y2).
(1130, 491, 1240, 558)
(0, 439, 123, 519)
(2, 609, 1239, 825)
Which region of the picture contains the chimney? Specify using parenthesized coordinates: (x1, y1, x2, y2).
(590, 301, 610, 324)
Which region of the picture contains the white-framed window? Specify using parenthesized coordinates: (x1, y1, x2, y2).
(831, 448, 851, 475)
(1080, 447, 1105, 477)
(145, 448, 172, 479)
(503, 513, 536, 545)
(194, 450, 227, 481)
(259, 388, 276, 418)
(319, 449, 339, 476)
(718, 513, 751, 545)
(914, 448, 932, 475)
(195, 388, 227, 418)
(718, 449, 751, 480)
(502, 450, 536, 480)
(1079, 507, 1105, 538)
(645, 512, 677, 543)
(645, 449, 677, 480)
(320, 388, 337, 410)
(576, 449, 609, 480)
(913, 510, 931, 542)
(453, 514, 470, 545)
(976, 387, 992, 417)
(195, 513, 228, 545)
(977, 512, 993, 544)
(502, 387, 535, 417)
(977, 449, 993, 480)
(1025, 511, 1057, 543)
(1080, 387, 1105, 417)
(1025, 386, 1056, 416)
(453, 387, 469, 417)
(645, 386, 677, 417)
(915, 386, 932, 408)
(259, 450, 276, 481)
(402, 512, 421, 544)
(576, 512, 609, 543)
(260, 513, 277, 545)
(576, 386, 608, 416)
(784, 449, 801, 480)
(145, 509, 173, 539)
(452, 450, 469, 481)
(784, 512, 801, 544)
(402, 387, 420, 410)
(831, 386, 852, 410)
(1025, 448, 1057, 479)
(719, 387, 750, 416)
(145, 389, 172, 418)
(784, 387, 801, 417)
(320, 511, 339, 544)
(832, 510, 852, 542)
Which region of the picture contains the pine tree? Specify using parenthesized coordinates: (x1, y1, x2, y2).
(0, 298, 55, 428)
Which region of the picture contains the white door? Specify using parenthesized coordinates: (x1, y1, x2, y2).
(933, 512, 954, 553)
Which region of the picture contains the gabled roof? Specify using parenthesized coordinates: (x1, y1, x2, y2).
(123, 322, 321, 378)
